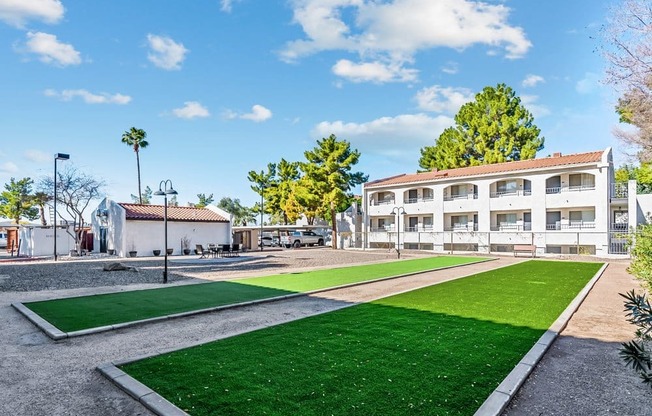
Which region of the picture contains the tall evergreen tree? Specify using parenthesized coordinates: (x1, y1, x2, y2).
(0, 177, 39, 224)
(302, 134, 367, 249)
(419, 84, 544, 170)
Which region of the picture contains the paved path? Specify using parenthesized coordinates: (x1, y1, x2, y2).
(1, 257, 648, 415)
(503, 262, 651, 416)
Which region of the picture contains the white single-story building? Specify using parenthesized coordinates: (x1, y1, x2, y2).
(91, 199, 233, 257)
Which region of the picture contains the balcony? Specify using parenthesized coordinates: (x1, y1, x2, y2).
(490, 222, 532, 231)
(546, 184, 595, 194)
(610, 183, 628, 199)
(370, 199, 395, 206)
(444, 224, 478, 231)
(404, 197, 435, 204)
(610, 222, 629, 231)
(546, 221, 596, 230)
(443, 193, 478, 201)
(489, 190, 532, 198)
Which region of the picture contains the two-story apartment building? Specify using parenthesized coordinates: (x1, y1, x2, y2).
(362, 148, 651, 256)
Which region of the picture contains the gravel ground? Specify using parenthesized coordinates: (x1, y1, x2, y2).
(0, 249, 648, 415)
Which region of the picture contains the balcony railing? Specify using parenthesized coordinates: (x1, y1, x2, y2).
(404, 225, 434, 232)
(490, 222, 532, 231)
(546, 184, 595, 194)
(610, 222, 629, 231)
(370, 199, 395, 206)
(546, 221, 596, 230)
(610, 183, 628, 199)
(443, 193, 478, 201)
(404, 197, 435, 204)
(444, 224, 479, 231)
(489, 189, 532, 198)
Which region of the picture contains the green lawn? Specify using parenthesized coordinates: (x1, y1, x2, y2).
(24, 255, 485, 332)
(121, 260, 603, 416)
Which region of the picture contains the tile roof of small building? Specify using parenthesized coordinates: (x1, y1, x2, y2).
(365, 150, 605, 188)
(119, 203, 230, 222)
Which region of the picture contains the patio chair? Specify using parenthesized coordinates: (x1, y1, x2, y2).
(196, 244, 210, 259)
(221, 244, 232, 257)
(231, 243, 240, 257)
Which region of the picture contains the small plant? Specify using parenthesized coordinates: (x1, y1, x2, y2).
(619, 290, 652, 388)
(181, 235, 191, 250)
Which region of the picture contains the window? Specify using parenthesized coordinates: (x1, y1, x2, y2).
(450, 185, 468, 198)
(378, 219, 385, 229)
(569, 174, 595, 189)
(423, 216, 433, 229)
(497, 213, 517, 225)
(451, 215, 468, 229)
(423, 188, 433, 201)
(496, 180, 517, 194)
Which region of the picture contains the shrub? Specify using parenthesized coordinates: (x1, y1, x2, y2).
(620, 290, 652, 388)
(628, 223, 652, 289)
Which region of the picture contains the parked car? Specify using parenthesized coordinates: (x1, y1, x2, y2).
(258, 235, 273, 247)
(0, 232, 6, 248)
(280, 230, 325, 248)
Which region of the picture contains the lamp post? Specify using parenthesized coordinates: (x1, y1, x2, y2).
(154, 180, 178, 283)
(53, 153, 69, 261)
(391, 206, 406, 259)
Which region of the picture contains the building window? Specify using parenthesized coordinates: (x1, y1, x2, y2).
(423, 188, 434, 201)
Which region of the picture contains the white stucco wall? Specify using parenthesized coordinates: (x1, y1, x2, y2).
(124, 220, 231, 256)
(19, 226, 75, 257)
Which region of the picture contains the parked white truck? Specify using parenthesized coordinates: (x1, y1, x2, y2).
(281, 230, 325, 248)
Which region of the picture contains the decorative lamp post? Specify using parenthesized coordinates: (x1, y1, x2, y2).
(53, 153, 69, 261)
(154, 180, 178, 283)
(391, 206, 406, 259)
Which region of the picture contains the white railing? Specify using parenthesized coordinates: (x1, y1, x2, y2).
(546, 221, 596, 230)
(490, 222, 531, 231)
(489, 189, 532, 198)
(404, 197, 435, 204)
(444, 224, 479, 231)
(370, 199, 395, 206)
(610, 183, 628, 199)
(546, 185, 595, 194)
(443, 193, 478, 201)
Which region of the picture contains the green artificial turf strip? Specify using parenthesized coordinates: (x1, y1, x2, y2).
(24, 256, 485, 332)
(121, 260, 603, 416)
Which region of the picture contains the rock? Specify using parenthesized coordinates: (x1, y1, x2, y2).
(102, 262, 138, 272)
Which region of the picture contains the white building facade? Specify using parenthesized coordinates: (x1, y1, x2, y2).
(362, 148, 652, 256)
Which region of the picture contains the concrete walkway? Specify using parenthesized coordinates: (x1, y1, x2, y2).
(1, 257, 648, 415)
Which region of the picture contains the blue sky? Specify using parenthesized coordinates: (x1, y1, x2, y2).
(0, 0, 624, 210)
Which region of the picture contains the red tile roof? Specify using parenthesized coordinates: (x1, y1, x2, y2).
(365, 150, 605, 188)
(119, 203, 230, 222)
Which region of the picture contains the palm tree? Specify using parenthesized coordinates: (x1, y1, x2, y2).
(121, 127, 149, 204)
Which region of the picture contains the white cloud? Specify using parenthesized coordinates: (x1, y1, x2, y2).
(146, 34, 188, 70)
(225, 104, 273, 122)
(0, 161, 18, 174)
(520, 94, 550, 118)
(576, 72, 600, 94)
(172, 101, 210, 119)
(312, 113, 454, 157)
(414, 85, 474, 114)
(44, 89, 131, 104)
(522, 74, 545, 88)
(281, 0, 531, 83)
(25, 31, 81, 66)
(332, 59, 418, 83)
(220, 0, 241, 12)
(441, 61, 458, 74)
(24, 149, 50, 163)
(0, 0, 64, 27)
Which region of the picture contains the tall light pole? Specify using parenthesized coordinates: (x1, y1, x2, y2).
(391, 206, 406, 259)
(154, 180, 178, 283)
(53, 153, 69, 261)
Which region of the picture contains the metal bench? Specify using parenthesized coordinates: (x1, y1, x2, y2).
(513, 244, 536, 258)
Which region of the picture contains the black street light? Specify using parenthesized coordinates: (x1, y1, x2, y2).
(391, 206, 406, 259)
(154, 179, 178, 283)
(53, 153, 69, 261)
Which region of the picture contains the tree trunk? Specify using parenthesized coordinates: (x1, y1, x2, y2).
(330, 203, 338, 249)
(136, 150, 142, 204)
(39, 205, 47, 226)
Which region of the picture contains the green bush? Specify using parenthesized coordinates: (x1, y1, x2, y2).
(629, 223, 652, 289)
(620, 290, 652, 388)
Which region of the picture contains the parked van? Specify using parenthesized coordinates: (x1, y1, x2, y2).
(0, 232, 7, 248)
